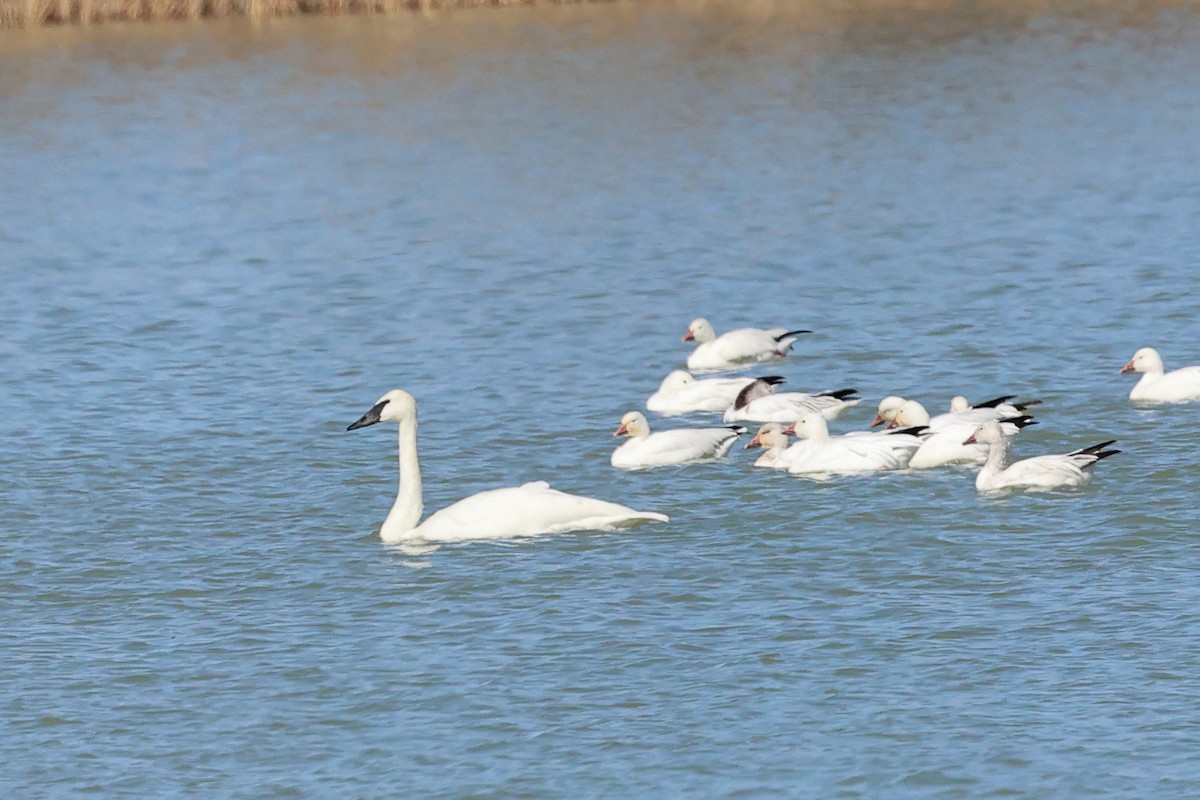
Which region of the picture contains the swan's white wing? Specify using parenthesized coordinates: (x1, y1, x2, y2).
(413, 485, 667, 542)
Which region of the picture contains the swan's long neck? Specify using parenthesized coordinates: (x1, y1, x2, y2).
(381, 417, 424, 542)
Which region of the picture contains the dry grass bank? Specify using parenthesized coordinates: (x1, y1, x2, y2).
(0, 0, 614, 28)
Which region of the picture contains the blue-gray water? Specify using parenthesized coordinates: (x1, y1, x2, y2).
(3, 2, 1200, 796)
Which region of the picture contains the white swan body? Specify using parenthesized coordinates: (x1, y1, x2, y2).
(611, 411, 742, 469)
(722, 379, 860, 424)
(784, 413, 925, 475)
(349, 390, 668, 543)
(964, 420, 1119, 492)
(892, 399, 1036, 469)
(645, 370, 760, 415)
(1121, 347, 1200, 402)
(683, 317, 811, 372)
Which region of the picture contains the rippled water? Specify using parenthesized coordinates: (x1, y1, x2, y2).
(4, 2, 1200, 796)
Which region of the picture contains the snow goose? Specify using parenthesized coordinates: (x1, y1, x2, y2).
(722, 378, 860, 423)
(348, 390, 668, 543)
(1120, 347, 1200, 402)
(892, 399, 1037, 469)
(964, 420, 1119, 492)
(869, 395, 907, 427)
(743, 422, 793, 469)
(949, 395, 1043, 417)
(646, 371, 771, 416)
(611, 411, 744, 469)
(683, 317, 812, 372)
(783, 412, 927, 475)
(890, 398, 1039, 433)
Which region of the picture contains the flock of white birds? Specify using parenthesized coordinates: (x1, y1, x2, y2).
(348, 318, 1200, 544)
(612, 320, 1200, 489)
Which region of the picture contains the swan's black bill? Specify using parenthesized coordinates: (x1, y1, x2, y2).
(347, 399, 389, 431)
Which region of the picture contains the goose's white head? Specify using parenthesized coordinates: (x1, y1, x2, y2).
(949, 396, 970, 413)
(1121, 347, 1163, 375)
(784, 412, 828, 441)
(963, 419, 1004, 446)
(891, 399, 931, 428)
(870, 395, 906, 427)
(683, 318, 716, 344)
(656, 370, 695, 394)
(614, 411, 651, 439)
(745, 422, 788, 450)
(347, 389, 417, 430)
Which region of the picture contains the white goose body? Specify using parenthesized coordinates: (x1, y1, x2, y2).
(645, 371, 759, 415)
(785, 413, 925, 475)
(1121, 347, 1200, 402)
(611, 411, 742, 469)
(683, 317, 810, 372)
(965, 420, 1119, 492)
(720, 378, 859, 423)
(949, 394, 1041, 419)
(349, 390, 668, 543)
(892, 400, 1036, 469)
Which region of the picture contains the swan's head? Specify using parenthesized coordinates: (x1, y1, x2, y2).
(784, 412, 828, 441)
(614, 411, 651, 439)
(656, 370, 695, 394)
(963, 419, 1004, 446)
(347, 389, 417, 430)
(683, 318, 716, 344)
(1121, 347, 1163, 375)
(745, 422, 787, 450)
(870, 395, 906, 427)
(949, 395, 970, 413)
(891, 399, 931, 428)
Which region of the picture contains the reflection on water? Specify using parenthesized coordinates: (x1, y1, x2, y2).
(3, 2, 1200, 797)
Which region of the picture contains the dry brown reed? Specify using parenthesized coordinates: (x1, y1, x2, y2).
(0, 0, 606, 27)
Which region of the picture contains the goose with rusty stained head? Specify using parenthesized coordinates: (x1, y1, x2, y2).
(682, 317, 811, 371)
(963, 420, 1119, 492)
(348, 390, 668, 543)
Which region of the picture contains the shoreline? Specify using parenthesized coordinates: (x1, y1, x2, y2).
(0, 0, 621, 29)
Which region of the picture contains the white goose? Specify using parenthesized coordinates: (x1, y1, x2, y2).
(784, 412, 926, 475)
(891, 399, 1037, 469)
(1120, 347, 1200, 402)
(949, 394, 1042, 417)
(646, 370, 763, 415)
(743, 422, 793, 469)
(683, 317, 811, 372)
(964, 420, 1119, 492)
(869, 395, 907, 427)
(882, 396, 1038, 433)
(722, 378, 860, 423)
(348, 390, 668, 543)
(611, 411, 743, 469)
